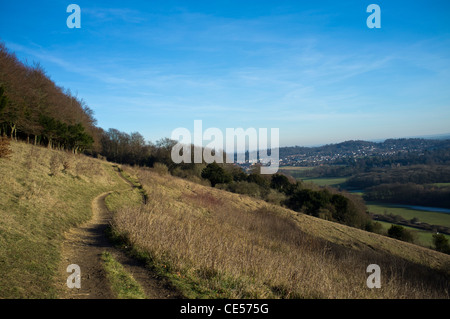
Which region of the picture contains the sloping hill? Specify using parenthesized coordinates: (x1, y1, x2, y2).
(111, 165, 450, 298)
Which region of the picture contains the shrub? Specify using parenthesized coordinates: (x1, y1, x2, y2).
(186, 175, 211, 187)
(228, 181, 262, 197)
(0, 137, 12, 159)
(264, 189, 287, 205)
(201, 162, 232, 187)
(247, 172, 270, 188)
(25, 145, 41, 169)
(387, 225, 415, 243)
(62, 157, 73, 173)
(270, 174, 292, 193)
(153, 162, 169, 175)
(432, 233, 450, 254)
(365, 221, 384, 234)
(49, 154, 61, 176)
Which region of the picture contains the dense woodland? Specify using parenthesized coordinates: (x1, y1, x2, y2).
(363, 183, 450, 209)
(345, 165, 450, 189)
(0, 43, 173, 162)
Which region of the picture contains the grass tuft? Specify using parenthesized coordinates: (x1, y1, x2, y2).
(101, 251, 147, 299)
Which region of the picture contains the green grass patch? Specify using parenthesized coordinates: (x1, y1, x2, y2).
(117, 166, 141, 187)
(101, 251, 146, 299)
(279, 167, 348, 188)
(116, 166, 148, 204)
(279, 167, 349, 188)
(105, 188, 143, 212)
(301, 177, 348, 187)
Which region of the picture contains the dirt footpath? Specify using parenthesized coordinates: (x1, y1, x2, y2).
(57, 185, 180, 299)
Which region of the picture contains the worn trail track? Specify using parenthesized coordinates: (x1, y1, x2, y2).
(58, 170, 180, 299)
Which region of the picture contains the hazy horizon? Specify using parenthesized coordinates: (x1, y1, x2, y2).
(1, 1, 449, 147)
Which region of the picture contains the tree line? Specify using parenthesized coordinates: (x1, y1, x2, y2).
(364, 183, 450, 209)
(0, 43, 99, 153)
(345, 165, 450, 189)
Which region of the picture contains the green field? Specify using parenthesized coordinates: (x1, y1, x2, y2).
(368, 202, 450, 248)
(367, 202, 450, 228)
(375, 220, 450, 248)
(279, 167, 348, 187)
(301, 177, 348, 187)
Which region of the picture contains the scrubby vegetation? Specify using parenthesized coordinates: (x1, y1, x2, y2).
(195, 162, 373, 231)
(108, 165, 450, 299)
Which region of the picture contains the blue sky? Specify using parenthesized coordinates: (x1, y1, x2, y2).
(1, 0, 450, 146)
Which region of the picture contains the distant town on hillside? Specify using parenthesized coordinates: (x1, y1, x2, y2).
(237, 137, 450, 171)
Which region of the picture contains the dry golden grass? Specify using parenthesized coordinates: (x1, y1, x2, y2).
(112, 167, 450, 299)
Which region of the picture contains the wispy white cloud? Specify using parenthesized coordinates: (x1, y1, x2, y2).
(5, 3, 450, 145)
(5, 41, 130, 85)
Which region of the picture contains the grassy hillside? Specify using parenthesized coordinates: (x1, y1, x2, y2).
(111, 166, 450, 299)
(1, 140, 449, 299)
(0, 140, 126, 298)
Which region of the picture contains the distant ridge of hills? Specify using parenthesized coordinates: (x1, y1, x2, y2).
(407, 132, 450, 140)
(278, 136, 450, 158)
